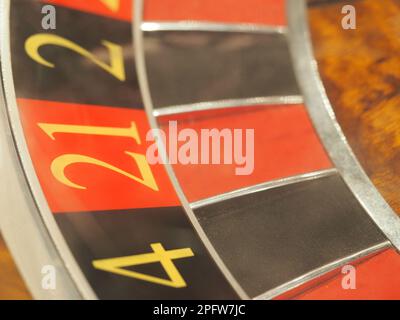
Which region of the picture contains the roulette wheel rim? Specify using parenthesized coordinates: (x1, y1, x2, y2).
(0, 0, 92, 299)
(286, 0, 400, 249)
(134, 0, 399, 299)
(0, 0, 399, 300)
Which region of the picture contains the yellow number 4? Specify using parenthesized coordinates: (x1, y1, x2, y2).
(92, 243, 194, 288)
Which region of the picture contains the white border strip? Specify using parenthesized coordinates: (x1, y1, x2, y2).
(191, 169, 338, 210)
(134, 0, 249, 299)
(287, 0, 400, 250)
(153, 96, 304, 117)
(142, 21, 287, 34)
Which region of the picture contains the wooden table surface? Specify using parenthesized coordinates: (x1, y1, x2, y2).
(309, 0, 400, 215)
(0, 235, 31, 299)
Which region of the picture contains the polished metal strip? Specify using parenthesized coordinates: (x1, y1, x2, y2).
(142, 21, 287, 34)
(133, 0, 249, 300)
(190, 168, 338, 210)
(254, 241, 392, 300)
(287, 0, 400, 250)
(153, 95, 304, 117)
(0, 0, 95, 299)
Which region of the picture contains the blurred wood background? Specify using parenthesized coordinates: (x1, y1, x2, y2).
(0, 235, 31, 299)
(308, 0, 400, 215)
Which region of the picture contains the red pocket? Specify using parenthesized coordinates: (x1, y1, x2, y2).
(18, 98, 179, 213)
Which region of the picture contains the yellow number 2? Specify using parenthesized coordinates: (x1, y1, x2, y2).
(93, 243, 194, 288)
(25, 33, 126, 81)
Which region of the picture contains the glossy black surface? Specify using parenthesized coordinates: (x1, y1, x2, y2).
(11, 1, 143, 108)
(56, 207, 239, 300)
(194, 173, 386, 297)
(145, 31, 300, 108)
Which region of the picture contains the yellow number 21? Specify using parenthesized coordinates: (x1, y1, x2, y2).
(38, 122, 159, 191)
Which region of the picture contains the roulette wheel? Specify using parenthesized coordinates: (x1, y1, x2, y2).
(0, 0, 399, 300)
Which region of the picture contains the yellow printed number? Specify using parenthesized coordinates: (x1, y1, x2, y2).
(93, 243, 194, 288)
(38, 122, 141, 143)
(99, 0, 120, 12)
(25, 34, 125, 81)
(38, 122, 158, 191)
(51, 153, 158, 191)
